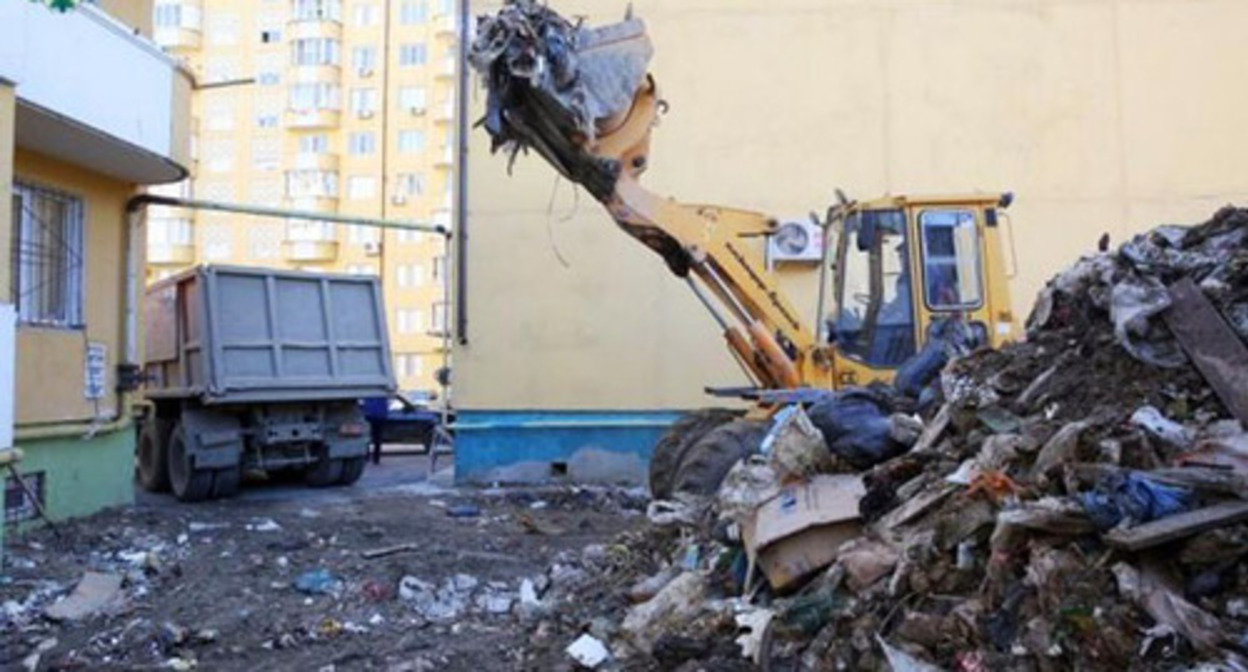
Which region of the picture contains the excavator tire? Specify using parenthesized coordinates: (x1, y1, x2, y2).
(648, 408, 741, 500)
(669, 418, 769, 499)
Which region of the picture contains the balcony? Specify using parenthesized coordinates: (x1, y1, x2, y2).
(435, 14, 458, 38)
(432, 208, 452, 230)
(434, 100, 454, 125)
(148, 242, 196, 265)
(1, 2, 192, 183)
(288, 196, 340, 212)
(436, 56, 456, 80)
(434, 146, 454, 169)
(289, 64, 343, 84)
(283, 240, 339, 263)
(154, 26, 201, 50)
(286, 19, 342, 41)
(285, 108, 341, 129)
(293, 152, 339, 171)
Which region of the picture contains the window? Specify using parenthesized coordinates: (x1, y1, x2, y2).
(348, 225, 381, 244)
(204, 101, 236, 131)
(203, 140, 234, 173)
(257, 72, 281, 86)
(299, 133, 330, 154)
(832, 209, 915, 367)
(206, 13, 239, 45)
(352, 46, 377, 74)
(399, 0, 427, 24)
(347, 176, 376, 200)
(920, 209, 983, 310)
(201, 222, 234, 261)
(396, 308, 423, 334)
(286, 219, 337, 242)
(431, 301, 447, 333)
(398, 43, 427, 67)
(261, 29, 282, 43)
(249, 224, 282, 259)
(397, 226, 425, 244)
(250, 179, 282, 206)
(347, 132, 376, 155)
(256, 115, 280, 129)
(398, 86, 427, 112)
(346, 263, 377, 276)
(396, 172, 425, 197)
(148, 217, 192, 247)
(291, 38, 342, 66)
(11, 183, 84, 327)
(436, 0, 453, 16)
(432, 255, 446, 282)
(353, 3, 378, 27)
(285, 170, 339, 198)
(395, 264, 424, 288)
(349, 88, 378, 116)
(395, 353, 423, 378)
(397, 130, 426, 154)
(288, 83, 341, 111)
(292, 0, 342, 22)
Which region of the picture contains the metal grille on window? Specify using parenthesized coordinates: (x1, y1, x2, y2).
(10, 183, 85, 328)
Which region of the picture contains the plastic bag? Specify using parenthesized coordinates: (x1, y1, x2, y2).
(1078, 472, 1194, 530)
(807, 390, 905, 468)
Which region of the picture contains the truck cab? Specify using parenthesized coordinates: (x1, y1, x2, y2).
(822, 194, 1019, 388)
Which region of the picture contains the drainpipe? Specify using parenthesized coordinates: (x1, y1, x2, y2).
(454, 0, 470, 345)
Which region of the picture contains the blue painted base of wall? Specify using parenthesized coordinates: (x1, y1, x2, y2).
(453, 410, 685, 486)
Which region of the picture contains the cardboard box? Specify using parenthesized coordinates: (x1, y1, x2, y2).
(742, 474, 866, 592)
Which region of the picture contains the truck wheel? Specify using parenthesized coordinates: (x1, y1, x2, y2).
(211, 466, 241, 499)
(305, 456, 344, 487)
(669, 419, 768, 498)
(168, 424, 214, 502)
(649, 409, 740, 500)
(338, 457, 366, 485)
(137, 419, 172, 493)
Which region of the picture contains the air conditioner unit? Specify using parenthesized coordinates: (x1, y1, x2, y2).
(408, 106, 426, 116)
(768, 219, 824, 262)
(358, 109, 375, 119)
(363, 241, 382, 256)
(357, 67, 374, 78)
(391, 194, 408, 205)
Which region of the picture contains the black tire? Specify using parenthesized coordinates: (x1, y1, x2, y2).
(210, 466, 241, 499)
(168, 424, 214, 502)
(670, 419, 769, 498)
(137, 418, 172, 493)
(338, 457, 366, 485)
(305, 456, 345, 487)
(648, 409, 741, 500)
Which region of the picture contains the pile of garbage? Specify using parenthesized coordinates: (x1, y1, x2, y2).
(539, 208, 1248, 670)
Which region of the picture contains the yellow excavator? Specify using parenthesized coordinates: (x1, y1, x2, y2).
(470, 1, 1019, 498)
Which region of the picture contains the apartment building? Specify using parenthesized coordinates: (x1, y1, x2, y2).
(149, 0, 458, 393)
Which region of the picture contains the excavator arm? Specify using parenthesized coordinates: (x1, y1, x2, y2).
(470, 2, 821, 389)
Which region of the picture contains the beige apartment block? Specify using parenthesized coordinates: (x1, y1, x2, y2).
(149, 0, 459, 393)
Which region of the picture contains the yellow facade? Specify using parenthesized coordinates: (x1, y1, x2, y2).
(459, 0, 1248, 413)
(150, 0, 459, 394)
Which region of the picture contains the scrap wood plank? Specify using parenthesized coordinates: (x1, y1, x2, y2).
(1163, 278, 1248, 425)
(911, 404, 952, 455)
(1105, 500, 1248, 552)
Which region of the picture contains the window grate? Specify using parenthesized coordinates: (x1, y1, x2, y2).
(10, 182, 85, 329)
(5, 471, 46, 524)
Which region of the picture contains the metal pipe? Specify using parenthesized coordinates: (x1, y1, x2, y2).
(684, 276, 730, 331)
(126, 194, 450, 236)
(454, 0, 471, 345)
(699, 262, 753, 326)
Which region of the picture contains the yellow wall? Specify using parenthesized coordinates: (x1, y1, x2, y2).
(13, 148, 133, 426)
(459, 0, 1248, 411)
(98, 0, 154, 37)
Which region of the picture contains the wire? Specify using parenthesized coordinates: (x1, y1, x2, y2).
(544, 175, 572, 269)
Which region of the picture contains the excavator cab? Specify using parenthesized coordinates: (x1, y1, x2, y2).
(822, 194, 1019, 388)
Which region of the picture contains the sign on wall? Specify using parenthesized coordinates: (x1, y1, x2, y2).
(85, 342, 107, 401)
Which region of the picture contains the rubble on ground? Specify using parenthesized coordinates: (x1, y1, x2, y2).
(532, 207, 1248, 670)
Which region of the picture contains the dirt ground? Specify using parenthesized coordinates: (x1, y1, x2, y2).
(0, 458, 650, 671)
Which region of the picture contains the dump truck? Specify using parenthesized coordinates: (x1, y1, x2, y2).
(469, 1, 1020, 498)
(138, 265, 397, 501)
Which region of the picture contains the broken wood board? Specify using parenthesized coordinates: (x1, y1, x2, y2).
(910, 405, 951, 455)
(44, 572, 125, 621)
(1105, 500, 1248, 552)
(1163, 278, 1248, 425)
(879, 482, 958, 532)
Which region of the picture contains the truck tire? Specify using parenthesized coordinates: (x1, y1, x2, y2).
(305, 455, 345, 487)
(338, 457, 366, 485)
(649, 409, 741, 500)
(137, 418, 173, 493)
(669, 419, 768, 498)
(168, 424, 214, 502)
(211, 466, 241, 499)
